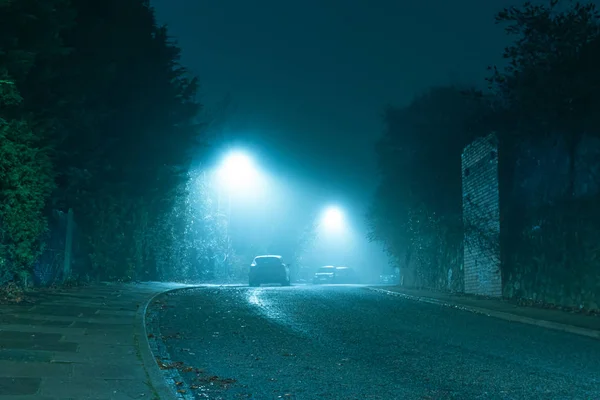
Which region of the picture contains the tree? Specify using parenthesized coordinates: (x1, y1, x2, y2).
(36, 0, 201, 281)
(0, 0, 70, 285)
(0, 0, 206, 286)
(368, 86, 486, 288)
(488, 0, 600, 197)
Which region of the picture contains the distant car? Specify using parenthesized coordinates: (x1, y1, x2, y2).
(332, 266, 357, 284)
(249, 255, 291, 287)
(379, 274, 398, 284)
(313, 266, 336, 284)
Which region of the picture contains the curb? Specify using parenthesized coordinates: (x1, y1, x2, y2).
(367, 287, 600, 341)
(145, 287, 199, 400)
(134, 285, 197, 400)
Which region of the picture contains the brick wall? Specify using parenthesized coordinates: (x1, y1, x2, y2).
(461, 133, 502, 297)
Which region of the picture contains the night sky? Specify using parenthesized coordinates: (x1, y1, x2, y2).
(150, 0, 519, 268)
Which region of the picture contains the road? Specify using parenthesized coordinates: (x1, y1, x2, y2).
(148, 285, 600, 399)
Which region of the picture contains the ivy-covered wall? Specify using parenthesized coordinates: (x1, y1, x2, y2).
(502, 135, 600, 310)
(400, 210, 464, 292)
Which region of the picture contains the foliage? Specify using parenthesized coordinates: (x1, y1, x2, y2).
(405, 206, 463, 290)
(176, 170, 231, 282)
(0, 0, 71, 285)
(0, 76, 55, 284)
(488, 0, 600, 196)
(139, 168, 233, 283)
(504, 196, 600, 309)
(0, 117, 54, 282)
(0, 0, 214, 285)
(40, 0, 202, 281)
(368, 86, 486, 288)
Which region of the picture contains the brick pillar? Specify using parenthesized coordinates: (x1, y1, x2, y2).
(461, 133, 502, 297)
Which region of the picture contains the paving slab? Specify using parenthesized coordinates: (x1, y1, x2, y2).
(70, 321, 133, 330)
(0, 316, 73, 327)
(49, 346, 137, 364)
(0, 349, 53, 363)
(95, 310, 138, 317)
(39, 376, 140, 399)
(37, 298, 139, 310)
(72, 317, 134, 325)
(0, 360, 72, 377)
(72, 342, 138, 358)
(0, 331, 63, 342)
(62, 332, 135, 346)
(0, 377, 40, 396)
(3, 314, 82, 323)
(27, 306, 102, 318)
(0, 324, 87, 336)
(71, 362, 144, 379)
(0, 307, 27, 315)
(0, 396, 60, 400)
(0, 339, 78, 352)
(0, 282, 186, 399)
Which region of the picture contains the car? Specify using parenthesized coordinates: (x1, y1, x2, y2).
(332, 266, 357, 283)
(379, 274, 399, 284)
(249, 255, 291, 287)
(313, 265, 336, 284)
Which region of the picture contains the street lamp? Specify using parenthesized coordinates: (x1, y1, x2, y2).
(216, 150, 258, 218)
(306, 204, 354, 268)
(320, 205, 345, 232)
(217, 151, 259, 191)
(215, 149, 270, 238)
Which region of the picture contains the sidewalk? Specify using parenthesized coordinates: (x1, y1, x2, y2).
(369, 286, 600, 339)
(0, 282, 184, 400)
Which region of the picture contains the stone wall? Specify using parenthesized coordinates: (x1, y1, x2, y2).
(461, 133, 502, 297)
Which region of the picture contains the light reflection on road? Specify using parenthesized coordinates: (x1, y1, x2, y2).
(246, 287, 290, 320)
(245, 286, 317, 338)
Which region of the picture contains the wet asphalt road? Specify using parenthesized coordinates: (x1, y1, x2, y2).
(150, 285, 600, 400)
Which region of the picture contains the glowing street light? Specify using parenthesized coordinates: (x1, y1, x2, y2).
(322, 206, 344, 229)
(217, 150, 260, 191)
(319, 205, 346, 234)
(215, 150, 256, 220)
(310, 204, 355, 267)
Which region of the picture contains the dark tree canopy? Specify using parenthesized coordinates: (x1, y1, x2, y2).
(488, 1, 600, 197)
(369, 86, 486, 263)
(0, 0, 214, 285)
